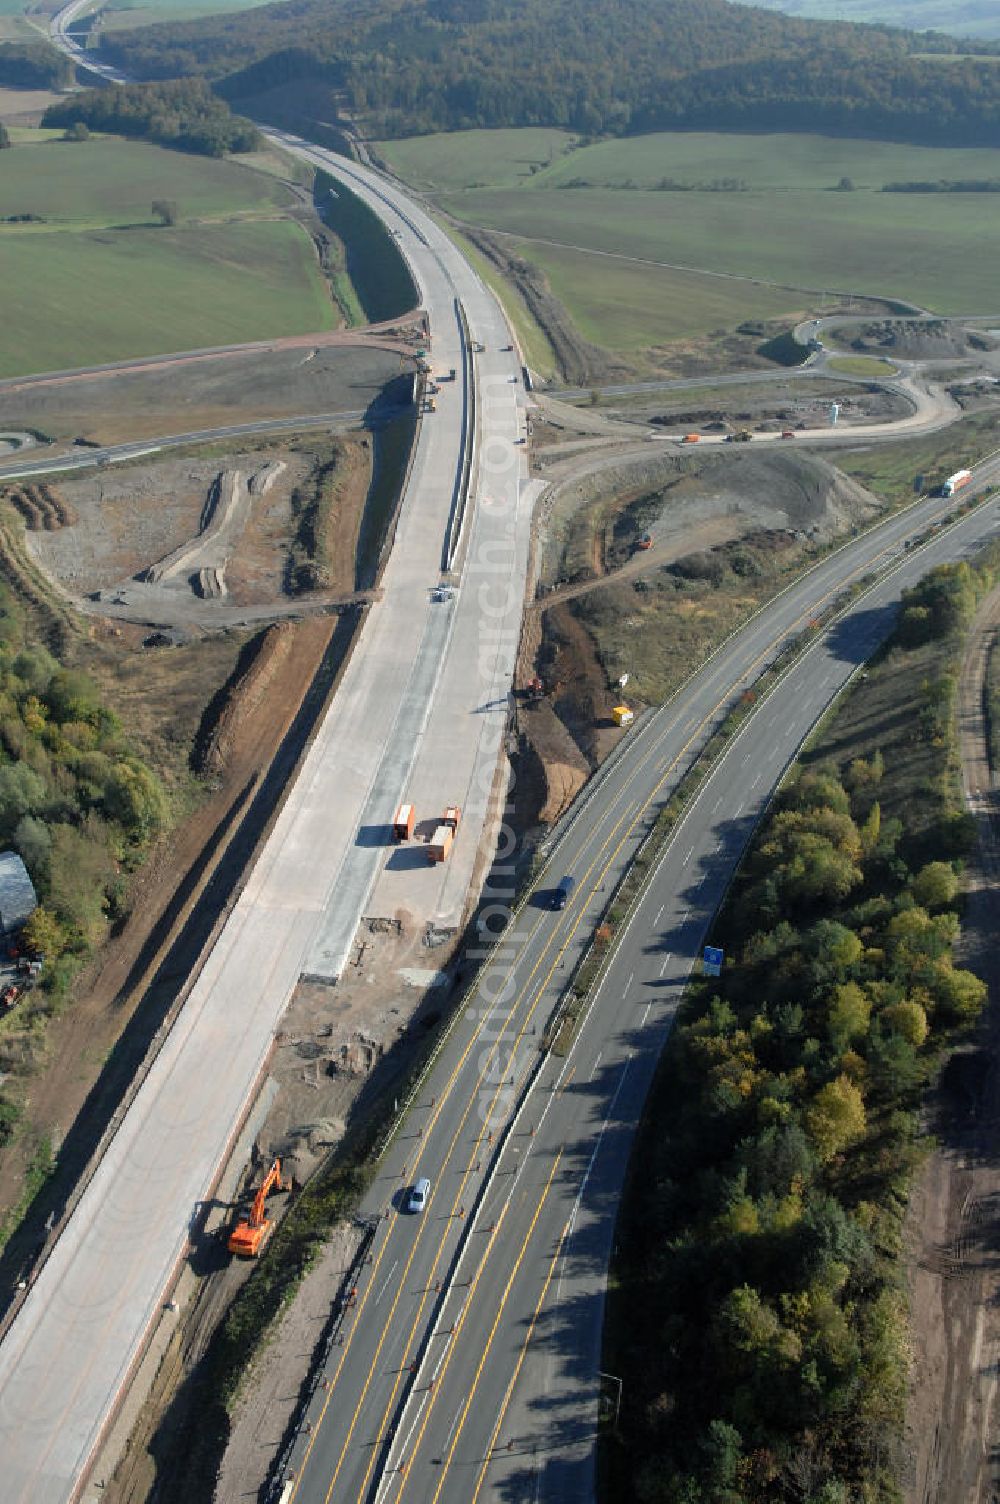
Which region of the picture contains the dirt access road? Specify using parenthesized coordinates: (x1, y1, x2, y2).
(0, 335, 415, 449)
(906, 585, 1000, 1504)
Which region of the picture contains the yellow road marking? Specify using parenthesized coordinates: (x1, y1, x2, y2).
(470, 1223, 568, 1503)
(292, 513, 924, 1500)
(427, 1162, 562, 1504)
(390, 1154, 563, 1502)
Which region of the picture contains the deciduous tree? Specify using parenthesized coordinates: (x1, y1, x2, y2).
(805, 1075, 866, 1162)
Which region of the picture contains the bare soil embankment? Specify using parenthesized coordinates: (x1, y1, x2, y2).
(23, 433, 375, 635)
(837, 317, 998, 364)
(516, 442, 883, 824)
(0, 339, 411, 448)
(904, 586, 1000, 1504)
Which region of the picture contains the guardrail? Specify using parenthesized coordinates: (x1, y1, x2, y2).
(269, 1214, 379, 1498)
(442, 298, 477, 573)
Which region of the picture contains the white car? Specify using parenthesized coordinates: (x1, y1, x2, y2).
(408, 1177, 430, 1214)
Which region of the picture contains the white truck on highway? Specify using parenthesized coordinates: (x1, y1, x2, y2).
(942, 467, 972, 497)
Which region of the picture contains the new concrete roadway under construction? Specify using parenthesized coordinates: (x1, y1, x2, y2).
(0, 143, 533, 1503)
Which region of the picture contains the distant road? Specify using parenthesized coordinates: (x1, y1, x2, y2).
(549, 364, 823, 401)
(47, 0, 126, 81)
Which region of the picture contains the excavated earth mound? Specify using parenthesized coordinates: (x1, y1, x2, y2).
(839, 318, 997, 361)
(539, 446, 882, 590)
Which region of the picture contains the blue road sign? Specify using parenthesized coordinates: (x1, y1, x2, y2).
(703, 946, 724, 977)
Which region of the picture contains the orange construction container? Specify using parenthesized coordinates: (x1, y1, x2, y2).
(393, 803, 416, 842)
(428, 824, 454, 863)
(681, 433, 700, 444)
(443, 806, 461, 831)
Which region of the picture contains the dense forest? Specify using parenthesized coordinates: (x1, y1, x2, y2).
(0, 41, 73, 91)
(41, 79, 259, 156)
(96, 0, 1000, 146)
(606, 559, 990, 1502)
(0, 579, 166, 975)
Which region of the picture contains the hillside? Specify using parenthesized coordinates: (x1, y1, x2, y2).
(97, 0, 1000, 147)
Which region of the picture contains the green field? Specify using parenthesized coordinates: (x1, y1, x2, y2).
(3, 125, 63, 142)
(521, 240, 806, 350)
(378, 128, 1000, 197)
(914, 49, 1000, 60)
(826, 354, 898, 376)
(0, 136, 297, 224)
(443, 185, 1000, 316)
(376, 127, 578, 193)
(0, 220, 334, 376)
(97, 0, 279, 28)
(0, 135, 334, 375)
(750, 0, 1000, 40)
(0, 0, 278, 25)
(378, 129, 1000, 336)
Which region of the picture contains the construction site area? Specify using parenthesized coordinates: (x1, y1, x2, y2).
(26, 373, 899, 1503)
(1, 260, 998, 1504)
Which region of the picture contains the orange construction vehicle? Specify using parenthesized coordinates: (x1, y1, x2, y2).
(228, 1158, 287, 1258)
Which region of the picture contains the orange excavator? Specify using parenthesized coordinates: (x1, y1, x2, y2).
(228, 1158, 288, 1258)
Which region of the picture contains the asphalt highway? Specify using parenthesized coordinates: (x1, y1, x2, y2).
(437, 486, 1000, 1502)
(279, 458, 1000, 1503)
(47, 0, 126, 81)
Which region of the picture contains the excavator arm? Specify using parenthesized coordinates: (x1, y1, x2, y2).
(227, 1158, 286, 1258)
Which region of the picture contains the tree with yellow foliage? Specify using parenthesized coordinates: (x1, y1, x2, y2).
(806, 1075, 866, 1163)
